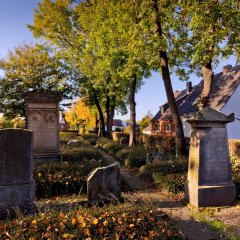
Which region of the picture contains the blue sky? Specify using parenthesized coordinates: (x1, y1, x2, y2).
(0, 0, 237, 121)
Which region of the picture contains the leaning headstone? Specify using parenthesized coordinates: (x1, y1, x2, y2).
(184, 107, 236, 207)
(24, 89, 61, 162)
(0, 129, 35, 219)
(87, 162, 121, 203)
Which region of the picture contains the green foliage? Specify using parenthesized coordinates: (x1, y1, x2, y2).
(115, 146, 150, 169)
(102, 142, 122, 154)
(34, 162, 87, 198)
(139, 159, 188, 177)
(112, 132, 129, 143)
(139, 159, 188, 194)
(138, 111, 153, 132)
(61, 145, 102, 163)
(0, 203, 183, 239)
(142, 134, 176, 156)
(81, 133, 99, 145)
(153, 172, 187, 194)
(0, 43, 70, 117)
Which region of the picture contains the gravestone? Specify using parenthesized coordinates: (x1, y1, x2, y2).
(0, 129, 35, 219)
(184, 107, 236, 207)
(146, 152, 164, 163)
(24, 89, 61, 162)
(87, 162, 121, 203)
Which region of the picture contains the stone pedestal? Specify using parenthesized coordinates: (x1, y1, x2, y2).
(0, 129, 35, 219)
(184, 107, 236, 207)
(24, 90, 61, 163)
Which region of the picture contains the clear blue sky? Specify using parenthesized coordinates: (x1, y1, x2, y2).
(0, 0, 237, 121)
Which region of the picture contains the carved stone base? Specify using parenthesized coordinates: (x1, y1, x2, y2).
(0, 182, 35, 219)
(185, 182, 236, 207)
(34, 152, 61, 163)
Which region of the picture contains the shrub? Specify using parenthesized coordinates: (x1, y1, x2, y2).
(139, 158, 188, 178)
(96, 137, 112, 148)
(112, 132, 129, 143)
(34, 162, 87, 198)
(61, 144, 103, 163)
(0, 203, 184, 239)
(81, 133, 98, 145)
(142, 134, 176, 155)
(102, 142, 122, 154)
(153, 172, 187, 194)
(60, 131, 79, 144)
(115, 146, 150, 169)
(229, 140, 240, 160)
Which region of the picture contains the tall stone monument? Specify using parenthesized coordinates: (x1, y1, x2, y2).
(184, 107, 236, 207)
(0, 129, 35, 219)
(24, 89, 61, 162)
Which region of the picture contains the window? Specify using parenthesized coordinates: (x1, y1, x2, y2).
(164, 122, 171, 133)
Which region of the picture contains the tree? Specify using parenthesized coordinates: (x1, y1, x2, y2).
(65, 98, 97, 130)
(138, 111, 153, 132)
(181, 0, 240, 108)
(0, 43, 70, 117)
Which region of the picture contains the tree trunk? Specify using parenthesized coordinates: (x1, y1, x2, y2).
(129, 75, 137, 147)
(106, 95, 111, 137)
(93, 93, 106, 137)
(106, 96, 115, 138)
(200, 61, 214, 109)
(151, 0, 186, 157)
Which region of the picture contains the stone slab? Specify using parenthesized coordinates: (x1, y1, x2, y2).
(87, 162, 121, 203)
(34, 152, 61, 163)
(0, 183, 35, 219)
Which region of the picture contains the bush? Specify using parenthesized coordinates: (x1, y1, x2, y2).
(61, 144, 103, 163)
(112, 132, 129, 143)
(153, 172, 187, 194)
(0, 203, 184, 239)
(102, 142, 122, 154)
(139, 158, 188, 177)
(81, 133, 98, 145)
(60, 131, 79, 144)
(142, 134, 176, 155)
(34, 162, 87, 198)
(229, 140, 240, 160)
(96, 137, 113, 148)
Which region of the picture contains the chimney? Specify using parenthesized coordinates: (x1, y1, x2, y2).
(222, 65, 232, 76)
(186, 81, 192, 94)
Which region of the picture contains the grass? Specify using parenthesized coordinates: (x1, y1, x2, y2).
(190, 207, 240, 240)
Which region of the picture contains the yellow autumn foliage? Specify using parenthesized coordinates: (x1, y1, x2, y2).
(65, 98, 97, 129)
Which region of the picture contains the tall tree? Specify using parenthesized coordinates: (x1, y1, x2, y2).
(0, 43, 69, 117)
(181, 0, 240, 108)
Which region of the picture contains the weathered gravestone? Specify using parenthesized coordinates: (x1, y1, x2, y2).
(146, 152, 164, 164)
(0, 129, 35, 219)
(184, 107, 236, 207)
(87, 162, 121, 203)
(24, 89, 61, 162)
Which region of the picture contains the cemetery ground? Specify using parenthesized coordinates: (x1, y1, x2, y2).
(0, 132, 239, 239)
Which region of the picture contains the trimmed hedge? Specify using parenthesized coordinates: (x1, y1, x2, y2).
(112, 132, 129, 143)
(139, 158, 188, 194)
(142, 134, 175, 155)
(116, 146, 150, 169)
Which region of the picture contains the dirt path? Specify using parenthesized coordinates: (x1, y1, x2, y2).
(98, 148, 240, 240)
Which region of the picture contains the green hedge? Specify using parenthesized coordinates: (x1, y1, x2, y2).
(142, 134, 175, 155)
(115, 146, 150, 169)
(112, 132, 129, 143)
